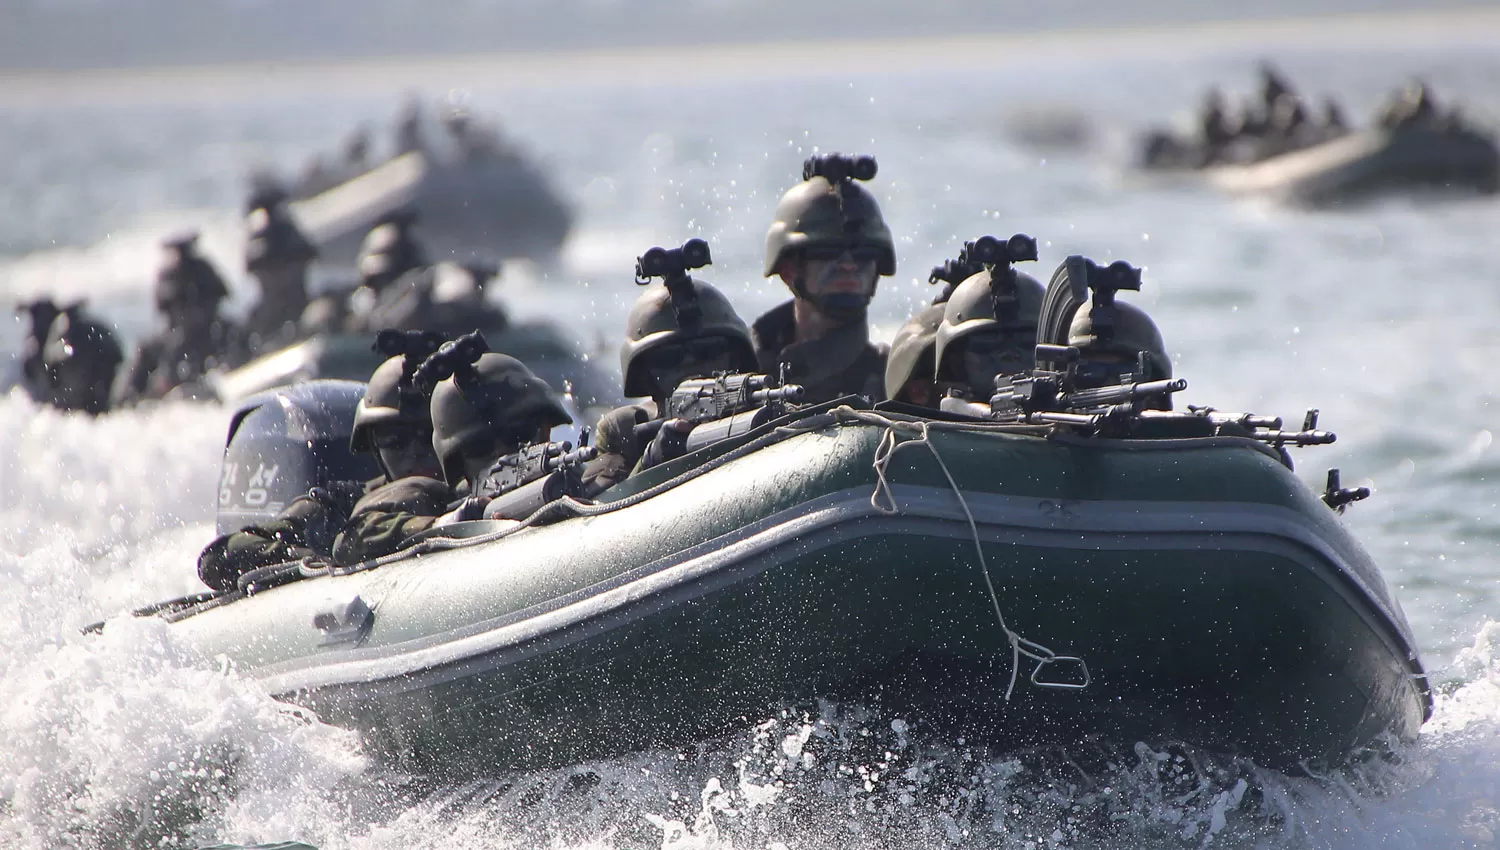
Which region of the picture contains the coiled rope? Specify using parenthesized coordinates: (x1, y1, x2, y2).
(840, 406, 1088, 698)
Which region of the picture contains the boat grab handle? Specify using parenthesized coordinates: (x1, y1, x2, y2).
(313, 595, 373, 647)
(1032, 655, 1091, 690)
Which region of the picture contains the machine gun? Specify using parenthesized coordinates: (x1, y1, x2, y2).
(988, 342, 1186, 429)
(667, 372, 806, 453)
(476, 439, 600, 521)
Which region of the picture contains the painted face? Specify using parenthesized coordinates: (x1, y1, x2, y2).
(796, 246, 880, 321)
(638, 335, 743, 399)
(957, 326, 1036, 397)
(371, 422, 441, 481)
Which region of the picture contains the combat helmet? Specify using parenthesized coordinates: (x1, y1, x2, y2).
(428, 349, 572, 487)
(883, 303, 946, 402)
(763, 154, 896, 279)
(932, 234, 1045, 381)
(357, 209, 427, 290)
(245, 202, 317, 273)
(623, 237, 757, 399)
(349, 329, 447, 455)
(1066, 299, 1172, 381)
(620, 282, 756, 398)
(156, 232, 229, 310)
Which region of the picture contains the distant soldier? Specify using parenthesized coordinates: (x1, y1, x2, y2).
(753, 154, 895, 403)
(1323, 97, 1350, 138)
(117, 232, 245, 403)
(355, 210, 428, 299)
(395, 96, 425, 155)
(40, 301, 123, 415)
(15, 297, 62, 400)
(244, 187, 319, 351)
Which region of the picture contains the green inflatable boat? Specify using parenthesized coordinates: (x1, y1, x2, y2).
(141, 398, 1430, 773)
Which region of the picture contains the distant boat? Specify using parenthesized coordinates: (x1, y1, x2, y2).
(283, 149, 574, 269)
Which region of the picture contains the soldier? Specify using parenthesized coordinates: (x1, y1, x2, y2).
(15, 297, 61, 402)
(933, 266, 1046, 402)
(883, 249, 979, 407)
(582, 276, 758, 495)
(395, 96, 425, 155)
(117, 232, 245, 404)
(197, 349, 446, 592)
(1199, 87, 1236, 162)
(753, 154, 895, 403)
(244, 187, 319, 351)
(1065, 299, 1174, 410)
(355, 210, 427, 299)
(40, 301, 123, 415)
(331, 351, 573, 566)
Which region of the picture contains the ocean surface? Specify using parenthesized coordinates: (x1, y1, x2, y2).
(3, 8, 1500, 848)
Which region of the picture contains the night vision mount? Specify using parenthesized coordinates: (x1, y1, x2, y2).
(409, 330, 490, 396)
(374, 328, 450, 415)
(802, 153, 878, 184)
(635, 237, 712, 331)
(966, 233, 1039, 327)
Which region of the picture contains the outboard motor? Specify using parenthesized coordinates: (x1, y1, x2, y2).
(216, 379, 381, 535)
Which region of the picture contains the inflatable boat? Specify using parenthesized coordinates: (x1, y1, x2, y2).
(134, 400, 1431, 773)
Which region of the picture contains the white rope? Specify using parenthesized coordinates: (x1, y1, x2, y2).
(845, 406, 1086, 699)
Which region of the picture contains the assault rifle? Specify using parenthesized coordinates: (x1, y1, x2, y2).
(668, 372, 805, 453)
(476, 439, 599, 521)
(634, 372, 807, 457)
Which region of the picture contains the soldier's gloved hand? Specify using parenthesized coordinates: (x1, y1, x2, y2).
(640, 418, 695, 470)
(434, 496, 491, 527)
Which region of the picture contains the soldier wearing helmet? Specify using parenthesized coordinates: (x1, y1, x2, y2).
(244, 190, 319, 350)
(583, 266, 758, 495)
(117, 232, 247, 404)
(356, 209, 427, 296)
(933, 266, 1046, 401)
(1066, 299, 1174, 409)
(332, 348, 573, 565)
(884, 242, 994, 407)
(753, 154, 895, 403)
(197, 336, 448, 592)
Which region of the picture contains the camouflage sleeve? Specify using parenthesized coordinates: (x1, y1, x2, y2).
(330, 476, 452, 567)
(331, 511, 438, 567)
(581, 404, 655, 497)
(195, 486, 366, 592)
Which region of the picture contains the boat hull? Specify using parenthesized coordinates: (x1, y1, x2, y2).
(1139, 126, 1499, 206)
(162, 419, 1430, 771)
(288, 152, 574, 267)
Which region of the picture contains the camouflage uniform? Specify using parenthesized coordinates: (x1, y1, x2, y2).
(119, 233, 246, 403)
(754, 161, 896, 403)
(330, 352, 571, 565)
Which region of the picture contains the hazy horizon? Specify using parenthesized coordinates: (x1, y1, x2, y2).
(2, 0, 1491, 72)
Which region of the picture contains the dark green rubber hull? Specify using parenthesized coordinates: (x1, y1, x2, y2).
(165, 420, 1430, 772)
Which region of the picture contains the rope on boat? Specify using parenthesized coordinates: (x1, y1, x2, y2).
(834, 406, 1089, 699)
